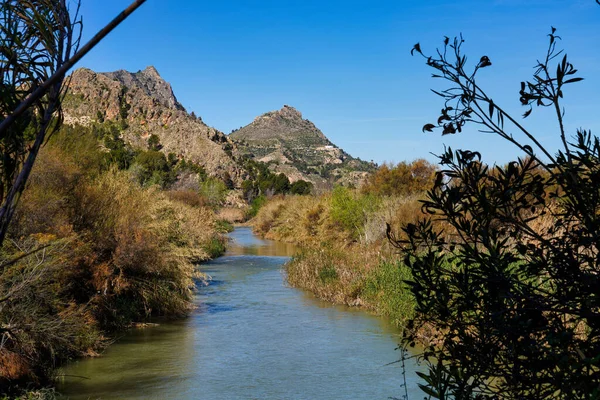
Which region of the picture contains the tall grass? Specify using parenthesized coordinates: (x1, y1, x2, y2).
(253, 187, 426, 330)
(361, 261, 415, 328)
(285, 245, 415, 329)
(1, 132, 225, 390)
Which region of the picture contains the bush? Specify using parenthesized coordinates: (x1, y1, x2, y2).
(290, 179, 313, 195)
(214, 219, 234, 233)
(329, 186, 380, 242)
(398, 29, 600, 398)
(167, 189, 209, 208)
(247, 194, 267, 218)
(361, 159, 436, 197)
(199, 177, 228, 207)
(202, 236, 227, 258)
(131, 150, 176, 188)
(1, 133, 223, 389)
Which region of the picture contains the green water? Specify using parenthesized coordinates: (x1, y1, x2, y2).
(58, 227, 423, 399)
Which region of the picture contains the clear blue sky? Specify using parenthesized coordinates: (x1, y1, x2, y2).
(75, 0, 600, 165)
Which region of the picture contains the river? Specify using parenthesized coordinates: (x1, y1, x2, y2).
(58, 227, 424, 399)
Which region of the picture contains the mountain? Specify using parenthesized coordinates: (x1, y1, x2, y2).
(63, 66, 245, 185)
(230, 105, 375, 188)
(63, 67, 374, 193)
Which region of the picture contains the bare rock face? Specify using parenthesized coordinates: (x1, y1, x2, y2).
(238, 105, 330, 145)
(103, 66, 184, 111)
(230, 105, 375, 188)
(64, 67, 246, 186)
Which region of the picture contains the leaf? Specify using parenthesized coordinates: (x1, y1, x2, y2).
(564, 77, 584, 84)
(442, 123, 456, 135)
(479, 55, 492, 68)
(422, 123, 436, 133)
(522, 108, 533, 118)
(411, 43, 422, 56)
(418, 384, 440, 398)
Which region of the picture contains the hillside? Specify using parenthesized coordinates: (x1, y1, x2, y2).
(63, 66, 246, 186)
(230, 105, 375, 189)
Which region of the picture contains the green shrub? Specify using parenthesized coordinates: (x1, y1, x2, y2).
(215, 219, 234, 233)
(202, 236, 227, 258)
(329, 186, 379, 241)
(247, 194, 267, 218)
(290, 179, 313, 195)
(199, 177, 228, 207)
(362, 261, 414, 328)
(318, 265, 339, 283)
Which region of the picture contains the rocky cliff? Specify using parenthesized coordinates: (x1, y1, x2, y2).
(63, 66, 245, 185)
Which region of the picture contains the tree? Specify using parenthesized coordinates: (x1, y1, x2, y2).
(132, 150, 176, 188)
(147, 133, 161, 150)
(392, 25, 600, 399)
(0, 0, 81, 247)
(290, 179, 313, 195)
(361, 159, 437, 197)
(0, 0, 147, 249)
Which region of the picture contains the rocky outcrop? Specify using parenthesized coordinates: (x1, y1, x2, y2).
(103, 66, 184, 111)
(64, 67, 246, 185)
(230, 105, 375, 188)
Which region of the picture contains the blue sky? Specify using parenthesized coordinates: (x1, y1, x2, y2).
(75, 0, 600, 165)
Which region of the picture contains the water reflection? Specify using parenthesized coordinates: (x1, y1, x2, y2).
(225, 227, 298, 257)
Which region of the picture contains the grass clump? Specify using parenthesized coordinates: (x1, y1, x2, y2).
(318, 265, 339, 284)
(361, 261, 415, 327)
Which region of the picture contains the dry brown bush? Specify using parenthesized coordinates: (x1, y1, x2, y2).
(166, 189, 209, 208)
(217, 207, 246, 223)
(1, 144, 223, 385)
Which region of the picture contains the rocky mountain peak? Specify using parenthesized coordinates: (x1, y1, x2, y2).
(100, 66, 184, 111)
(230, 105, 376, 189)
(277, 105, 302, 119)
(255, 105, 304, 123)
(142, 65, 161, 78)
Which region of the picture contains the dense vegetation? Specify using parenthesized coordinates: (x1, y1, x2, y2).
(240, 158, 313, 203)
(0, 123, 229, 395)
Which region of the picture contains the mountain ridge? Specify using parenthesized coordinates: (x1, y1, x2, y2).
(62, 66, 374, 191)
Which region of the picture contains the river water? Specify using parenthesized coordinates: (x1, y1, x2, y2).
(58, 227, 424, 399)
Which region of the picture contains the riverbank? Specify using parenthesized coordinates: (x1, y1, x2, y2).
(0, 126, 229, 397)
(249, 184, 429, 332)
(57, 227, 424, 400)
